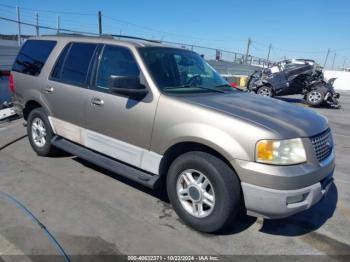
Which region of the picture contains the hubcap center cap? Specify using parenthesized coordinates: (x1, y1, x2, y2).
(188, 185, 201, 202)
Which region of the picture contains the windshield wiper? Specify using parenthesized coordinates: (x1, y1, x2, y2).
(163, 85, 226, 93)
(215, 83, 238, 89)
(163, 84, 191, 90)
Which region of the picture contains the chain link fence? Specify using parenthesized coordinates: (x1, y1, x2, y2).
(0, 12, 274, 73)
(161, 40, 271, 66)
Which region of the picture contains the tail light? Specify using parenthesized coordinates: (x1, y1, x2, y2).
(9, 73, 15, 93)
(229, 82, 238, 88)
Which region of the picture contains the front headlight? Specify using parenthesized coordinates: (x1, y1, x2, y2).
(256, 138, 306, 165)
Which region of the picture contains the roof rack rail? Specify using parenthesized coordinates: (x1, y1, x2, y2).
(107, 34, 162, 43)
(40, 33, 163, 44)
(56, 32, 87, 36)
(42, 33, 91, 37)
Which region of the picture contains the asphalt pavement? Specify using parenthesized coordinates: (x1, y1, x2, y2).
(0, 92, 350, 259)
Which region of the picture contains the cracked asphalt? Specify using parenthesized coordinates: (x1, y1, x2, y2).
(0, 90, 349, 259)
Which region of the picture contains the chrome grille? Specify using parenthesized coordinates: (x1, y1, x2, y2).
(310, 129, 333, 162)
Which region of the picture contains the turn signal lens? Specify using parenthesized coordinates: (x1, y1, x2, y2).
(257, 140, 274, 161)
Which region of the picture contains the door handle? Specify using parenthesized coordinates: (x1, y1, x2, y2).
(43, 86, 54, 93)
(91, 97, 104, 106)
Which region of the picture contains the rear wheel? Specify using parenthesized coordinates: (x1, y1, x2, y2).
(257, 85, 273, 97)
(166, 151, 241, 233)
(27, 108, 58, 156)
(306, 89, 325, 107)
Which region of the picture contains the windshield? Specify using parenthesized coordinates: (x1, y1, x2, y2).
(139, 47, 234, 93)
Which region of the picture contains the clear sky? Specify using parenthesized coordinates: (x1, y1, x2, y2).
(0, 0, 349, 69)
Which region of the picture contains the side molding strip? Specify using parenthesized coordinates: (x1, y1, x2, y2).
(48, 116, 162, 175)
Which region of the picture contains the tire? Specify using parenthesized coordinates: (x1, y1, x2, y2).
(27, 108, 58, 156)
(306, 88, 325, 107)
(257, 85, 273, 97)
(166, 151, 241, 233)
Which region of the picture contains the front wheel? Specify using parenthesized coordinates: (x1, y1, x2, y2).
(306, 89, 325, 107)
(166, 151, 241, 233)
(257, 85, 273, 97)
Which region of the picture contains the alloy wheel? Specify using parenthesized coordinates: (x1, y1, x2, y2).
(31, 117, 47, 147)
(308, 91, 322, 103)
(258, 87, 272, 96)
(176, 169, 215, 218)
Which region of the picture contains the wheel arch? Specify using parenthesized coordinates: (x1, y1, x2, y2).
(158, 141, 239, 184)
(257, 83, 274, 96)
(23, 100, 44, 120)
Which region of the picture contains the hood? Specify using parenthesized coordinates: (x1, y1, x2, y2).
(181, 92, 328, 138)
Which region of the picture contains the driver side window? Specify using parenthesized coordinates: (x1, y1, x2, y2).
(96, 45, 140, 90)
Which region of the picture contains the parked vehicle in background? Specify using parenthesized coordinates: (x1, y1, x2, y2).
(247, 60, 314, 96)
(247, 60, 341, 108)
(11, 36, 335, 233)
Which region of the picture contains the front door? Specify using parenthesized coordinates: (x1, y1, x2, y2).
(85, 44, 159, 172)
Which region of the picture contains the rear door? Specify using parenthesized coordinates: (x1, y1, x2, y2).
(44, 42, 98, 130)
(11, 39, 56, 107)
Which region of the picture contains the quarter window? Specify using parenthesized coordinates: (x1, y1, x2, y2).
(96, 45, 140, 89)
(12, 40, 56, 76)
(51, 43, 71, 80)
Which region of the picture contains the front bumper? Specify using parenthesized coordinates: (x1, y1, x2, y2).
(232, 149, 335, 219)
(241, 172, 333, 218)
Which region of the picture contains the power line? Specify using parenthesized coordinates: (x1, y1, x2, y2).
(251, 42, 266, 52)
(0, 3, 95, 16)
(332, 47, 350, 52)
(273, 46, 327, 54)
(252, 40, 269, 48)
(0, 3, 245, 44)
(103, 15, 245, 43)
(0, 15, 99, 35)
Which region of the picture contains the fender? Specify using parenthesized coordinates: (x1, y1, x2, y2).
(156, 123, 250, 162)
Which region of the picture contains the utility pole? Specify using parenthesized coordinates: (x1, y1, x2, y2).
(35, 13, 39, 36)
(56, 16, 60, 35)
(323, 48, 330, 68)
(98, 11, 102, 36)
(16, 6, 21, 46)
(267, 44, 272, 62)
(342, 59, 346, 70)
(245, 37, 251, 64)
(332, 52, 336, 70)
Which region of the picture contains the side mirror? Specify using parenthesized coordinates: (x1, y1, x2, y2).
(108, 75, 148, 98)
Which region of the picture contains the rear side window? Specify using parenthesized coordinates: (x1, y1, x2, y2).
(58, 42, 97, 86)
(12, 40, 56, 76)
